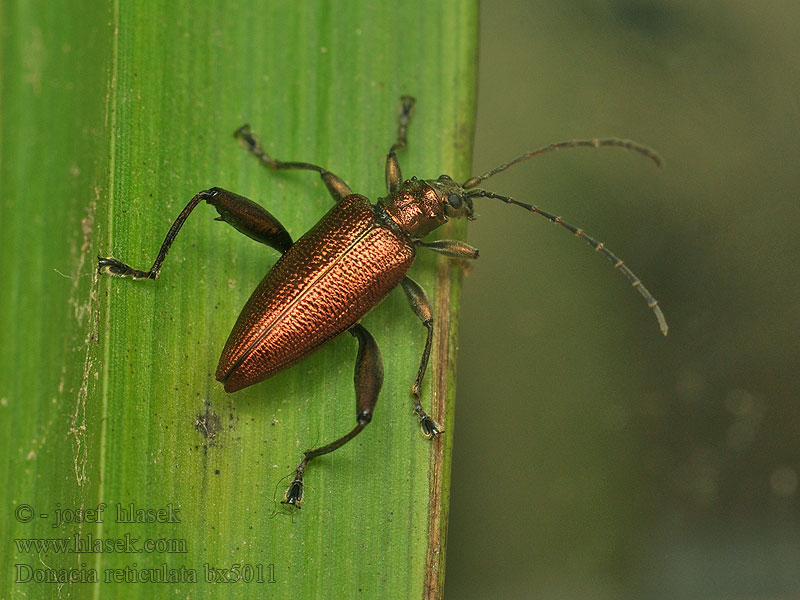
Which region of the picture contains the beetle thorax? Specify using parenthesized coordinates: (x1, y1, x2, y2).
(380, 178, 448, 239)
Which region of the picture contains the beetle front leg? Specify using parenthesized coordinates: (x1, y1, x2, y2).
(283, 323, 383, 507)
(234, 125, 353, 203)
(98, 188, 293, 279)
(385, 96, 416, 194)
(400, 277, 442, 438)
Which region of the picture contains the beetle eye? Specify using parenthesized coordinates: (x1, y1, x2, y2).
(438, 174, 452, 181)
(447, 193, 463, 209)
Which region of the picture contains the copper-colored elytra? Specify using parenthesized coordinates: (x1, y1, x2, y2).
(97, 96, 666, 507)
(216, 194, 415, 392)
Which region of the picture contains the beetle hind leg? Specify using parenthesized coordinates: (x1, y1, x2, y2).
(400, 277, 443, 438)
(97, 188, 293, 280)
(282, 323, 383, 507)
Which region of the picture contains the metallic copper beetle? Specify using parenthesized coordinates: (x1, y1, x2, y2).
(98, 96, 667, 506)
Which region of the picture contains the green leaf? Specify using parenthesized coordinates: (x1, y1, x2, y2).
(1, 1, 477, 598)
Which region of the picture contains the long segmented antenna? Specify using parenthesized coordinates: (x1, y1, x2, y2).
(464, 188, 668, 335)
(462, 138, 662, 189)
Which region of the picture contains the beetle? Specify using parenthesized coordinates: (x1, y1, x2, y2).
(98, 96, 667, 507)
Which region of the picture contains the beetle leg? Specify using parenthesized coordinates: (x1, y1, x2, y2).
(98, 188, 292, 280)
(234, 124, 352, 203)
(400, 276, 442, 438)
(385, 96, 416, 194)
(283, 323, 383, 507)
(415, 239, 480, 260)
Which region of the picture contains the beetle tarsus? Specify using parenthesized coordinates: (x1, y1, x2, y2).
(282, 458, 309, 508)
(417, 411, 443, 438)
(282, 474, 304, 508)
(97, 256, 152, 279)
(234, 124, 257, 150)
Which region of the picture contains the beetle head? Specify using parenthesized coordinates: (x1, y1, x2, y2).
(426, 174, 475, 221)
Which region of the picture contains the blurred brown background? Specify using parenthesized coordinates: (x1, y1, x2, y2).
(447, 1, 800, 598)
